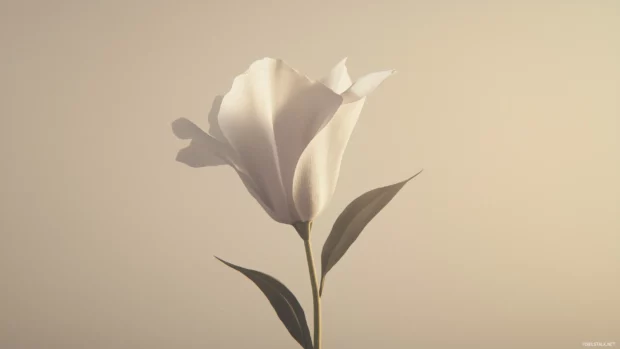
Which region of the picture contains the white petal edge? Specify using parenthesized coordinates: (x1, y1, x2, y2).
(342, 70, 396, 103)
(206, 95, 227, 143)
(320, 58, 353, 94)
(291, 70, 395, 221)
(235, 168, 279, 222)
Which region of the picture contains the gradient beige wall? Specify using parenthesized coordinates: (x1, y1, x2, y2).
(1, 1, 619, 348)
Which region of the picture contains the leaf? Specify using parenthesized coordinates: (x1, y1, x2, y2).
(320, 170, 423, 296)
(215, 257, 313, 349)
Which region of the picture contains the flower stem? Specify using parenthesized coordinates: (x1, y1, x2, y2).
(304, 231, 321, 349)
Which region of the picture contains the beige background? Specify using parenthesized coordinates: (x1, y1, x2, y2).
(1, 1, 619, 348)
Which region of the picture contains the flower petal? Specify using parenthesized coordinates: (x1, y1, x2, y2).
(320, 58, 353, 94)
(342, 70, 396, 103)
(292, 70, 394, 221)
(217, 58, 343, 223)
(206, 95, 227, 143)
(235, 168, 278, 221)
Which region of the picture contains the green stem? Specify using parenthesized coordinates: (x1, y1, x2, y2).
(304, 234, 321, 349)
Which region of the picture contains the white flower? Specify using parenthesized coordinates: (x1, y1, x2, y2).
(172, 57, 394, 224)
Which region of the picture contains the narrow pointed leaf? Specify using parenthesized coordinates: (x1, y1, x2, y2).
(320, 170, 423, 296)
(215, 257, 313, 349)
